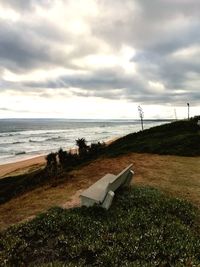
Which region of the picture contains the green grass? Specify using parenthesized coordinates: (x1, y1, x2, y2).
(106, 118, 200, 157)
(0, 186, 199, 266)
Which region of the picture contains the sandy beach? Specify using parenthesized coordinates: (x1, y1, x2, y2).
(0, 149, 78, 178)
(0, 155, 46, 178)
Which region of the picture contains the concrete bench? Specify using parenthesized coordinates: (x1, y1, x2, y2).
(79, 164, 134, 210)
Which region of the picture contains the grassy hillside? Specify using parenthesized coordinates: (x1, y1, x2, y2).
(106, 118, 200, 157)
(0, 118, 199, 205)
(0, 187, 199, 266)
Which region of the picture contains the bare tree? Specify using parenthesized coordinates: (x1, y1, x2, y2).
(138, 106, 144, 131)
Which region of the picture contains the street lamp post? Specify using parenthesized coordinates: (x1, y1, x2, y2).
(187, 103, 190, 120)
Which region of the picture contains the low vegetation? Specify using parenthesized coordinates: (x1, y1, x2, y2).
(0, 186, 199, 266)
(46, 139, 105, 176)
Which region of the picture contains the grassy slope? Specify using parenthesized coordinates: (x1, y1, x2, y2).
(106, 119, 200, 157)
(1, 153, 200, 231)
(0, 187, 199, 266)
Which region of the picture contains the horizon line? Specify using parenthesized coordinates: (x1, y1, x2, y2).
(0, 117, 176, 121)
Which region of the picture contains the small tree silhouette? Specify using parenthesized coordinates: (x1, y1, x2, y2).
(138, 105, 144, 131)
(58, 148, 67, 167)
(45, 152, 58, 177)
(76, 138, 89, 158)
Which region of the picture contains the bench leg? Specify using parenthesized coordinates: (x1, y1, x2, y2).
(122, 170, 134, 187)
(80, 196, 97, 207)
(101, 190, 115, 210)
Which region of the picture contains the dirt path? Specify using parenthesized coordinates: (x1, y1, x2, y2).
(0, 153, 200, 231)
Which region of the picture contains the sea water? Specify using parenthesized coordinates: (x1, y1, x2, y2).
(0, 119, 170, 164)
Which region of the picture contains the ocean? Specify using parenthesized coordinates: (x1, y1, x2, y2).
(0, 119, 171, 164)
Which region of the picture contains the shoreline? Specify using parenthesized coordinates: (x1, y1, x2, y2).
(0, 137, 119, 178)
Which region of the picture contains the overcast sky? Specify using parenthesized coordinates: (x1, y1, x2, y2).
(0, 0, 199, 119)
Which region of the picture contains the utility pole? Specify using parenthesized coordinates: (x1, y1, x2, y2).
(138, 106, 144, 131)
(187, 103, 190, 120)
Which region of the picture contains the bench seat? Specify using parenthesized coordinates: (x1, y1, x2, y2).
(80, 164, 134, 209)
(80, 173, 116, 204)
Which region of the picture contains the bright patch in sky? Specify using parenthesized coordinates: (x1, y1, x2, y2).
(0, 6, 20, 21)
(148, 81, 165, 93)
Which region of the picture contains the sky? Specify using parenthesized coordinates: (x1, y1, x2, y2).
(0, 0, 199, 119)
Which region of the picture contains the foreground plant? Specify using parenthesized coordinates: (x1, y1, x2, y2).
(0, 186, 199, 266)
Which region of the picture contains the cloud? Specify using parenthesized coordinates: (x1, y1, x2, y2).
(7, 63, 197, 106)
(0, 0, 199, 116)
(0, 19, 71, 72)
(0, 107, 10, 111)
(0, 0, 52, 11)
(0, 12, 101, 73)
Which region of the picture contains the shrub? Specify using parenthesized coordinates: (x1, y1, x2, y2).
(76, 138, 89, 158)
(45, 152, 58, 177)
(89, 142, 106, 157)
(58, 148, 78, 170)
